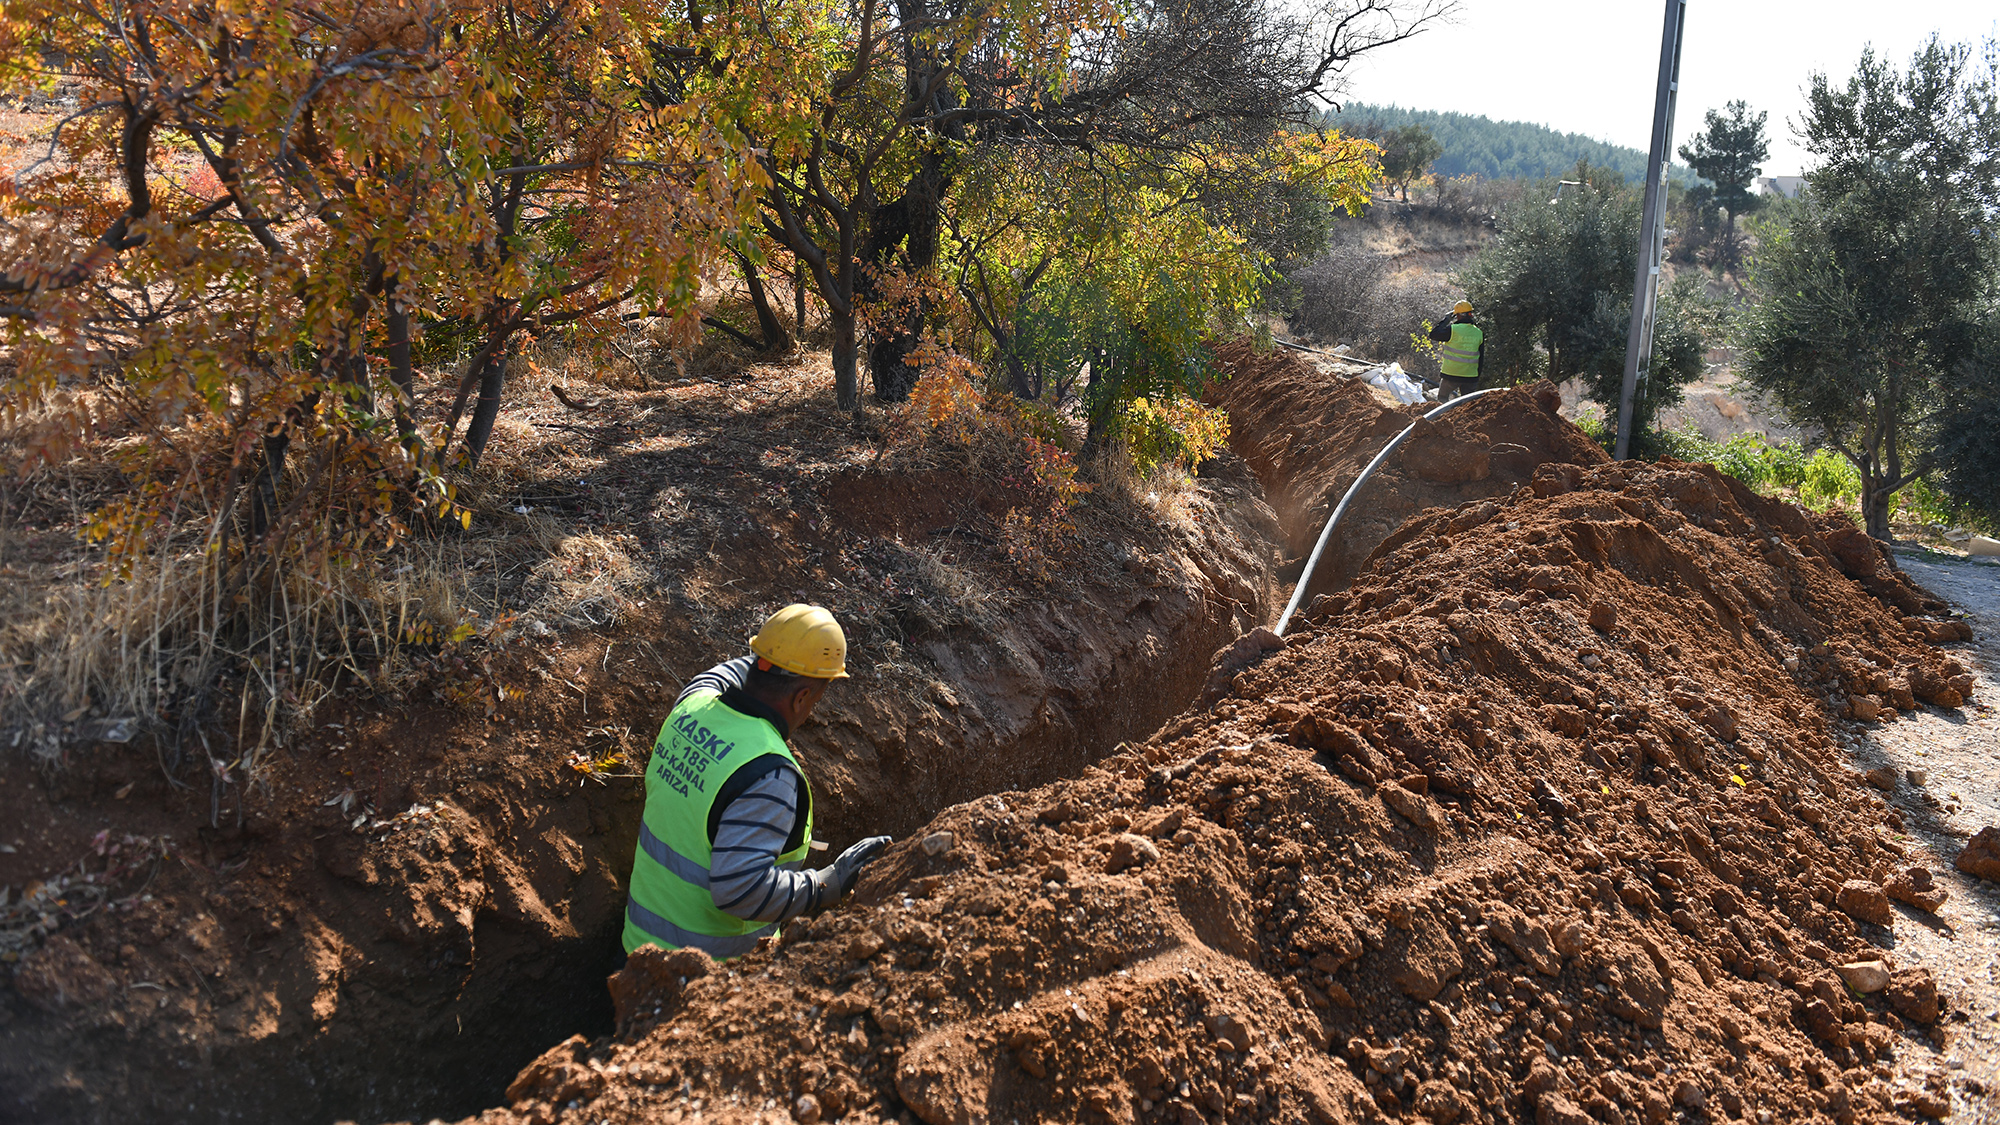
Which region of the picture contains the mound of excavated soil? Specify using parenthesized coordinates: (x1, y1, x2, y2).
(458, 458, 1977, 1125)
(1210, 341, 1609, 603)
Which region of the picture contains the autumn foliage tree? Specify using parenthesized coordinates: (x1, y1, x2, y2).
(944, 132, 1378, 458)
(0, 0, 782, 741)
(0, 0, 1442, 745)
(751, 0, 1447, 408)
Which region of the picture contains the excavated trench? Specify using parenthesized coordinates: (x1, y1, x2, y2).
(339, 456, 1287, 1125)
(449, 361, 1986, 1125)
(2, 438, 1286, 1125)
(2, 348, 1613, 1125)
(368, 359, 1604, 1124)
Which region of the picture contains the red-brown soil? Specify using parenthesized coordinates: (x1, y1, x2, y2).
(0, 360, 1280, 1125)
(453, 458, 1982, 1125)
(1209, 341, 1608, 602)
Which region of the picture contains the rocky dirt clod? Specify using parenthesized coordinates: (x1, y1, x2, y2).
(1836, 879, 1895, 926)
(1883, 865, 1950, 913)
(1835, 961, 1892, 993)
(1955, 825, 2000, 881)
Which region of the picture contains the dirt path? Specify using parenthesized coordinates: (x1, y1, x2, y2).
(1851, 552, 2000, 1121)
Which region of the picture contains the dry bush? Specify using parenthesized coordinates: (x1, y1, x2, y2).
(1293, 234, 1461, 368)
(1417, 174, 1524, 225)
(1290, 226, 1380, 345)
(0, 520, 542, 779)
(902, 543, 998, 621)
(523, 328, 659, 393)
(880, 539, 1006, 631)
(0, 407, 604, 792)
(1090, 440, 1204, 533)
(521, 528, 645, 629)
(1367, 269, 1462, 370)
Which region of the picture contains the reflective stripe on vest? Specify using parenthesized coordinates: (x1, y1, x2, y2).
(1438, 322, 1482, 380)
(623, 689, 814, 958)
(637, 819, 712, 888)
(635, 821, 807, 890)
(625, 898, 773, 959)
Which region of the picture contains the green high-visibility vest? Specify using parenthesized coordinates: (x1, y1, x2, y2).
(622, 690, 814, 958)
(1437, 322, 1483, 380)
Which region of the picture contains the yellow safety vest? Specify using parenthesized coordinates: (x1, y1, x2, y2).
(622, 690, 814, 958)
(1437, 322, 1483, 380)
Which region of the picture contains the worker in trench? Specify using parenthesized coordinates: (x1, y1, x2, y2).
(623, 604, 891, 959)
(1429, 299, 1485, 401)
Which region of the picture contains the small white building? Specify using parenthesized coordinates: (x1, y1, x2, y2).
(1757, 175, 1806, 199)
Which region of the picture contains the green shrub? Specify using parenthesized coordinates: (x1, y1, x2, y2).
(1894, 474, 1999, 533)
(1798, 449, 1861, 510)
(1606, 425, 1857, 511)
(1581, 421, 1986, 529)
(1898, 476, 1954, 526)
(1119, 395, 1231, 478)
(1645, 424, 1717, 465)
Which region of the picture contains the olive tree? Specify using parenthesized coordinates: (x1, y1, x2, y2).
(1456, 161, 1712, 439)
(1735, 36, 1999, 540)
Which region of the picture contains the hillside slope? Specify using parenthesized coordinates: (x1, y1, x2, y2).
(1328, 103, 1697, 185)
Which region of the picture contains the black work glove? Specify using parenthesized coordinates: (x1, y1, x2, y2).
(810, 835, 891, 912)
(834, 835, 892, 894)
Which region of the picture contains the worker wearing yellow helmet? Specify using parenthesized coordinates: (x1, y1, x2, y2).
(623, 604, 891, 959)
(1428, 299, 1484, 401)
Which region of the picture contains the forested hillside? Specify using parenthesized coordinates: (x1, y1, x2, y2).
(1328, 101, 1693, 183)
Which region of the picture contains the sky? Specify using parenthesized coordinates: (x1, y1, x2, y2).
(1334, 1, 1999, 176)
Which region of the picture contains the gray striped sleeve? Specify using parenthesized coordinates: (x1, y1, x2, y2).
(677, 656, 752, 707)
(708, 768, 824, 924)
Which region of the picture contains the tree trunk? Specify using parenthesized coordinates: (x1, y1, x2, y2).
(758, 155, 858, 409)
(1862, 474, 1894, 541)
(250, 431, 289, 542)
(1003, 349, 1034, 400)
(1079, 353, 1126, 466)
(831, 309, 859, 412)
(862, 6, 954, 405)
(959, 280, 1035, 399)
(793, 259, 808, 338)
(862, 153, 948, 403)
(249, 389, 322, 541)
(385, 298, 418, 447)
(740, 253, 789, 351)
(462, 349, 510, 469)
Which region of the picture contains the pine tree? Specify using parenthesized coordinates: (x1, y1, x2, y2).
(1677, 101, 1770, 233)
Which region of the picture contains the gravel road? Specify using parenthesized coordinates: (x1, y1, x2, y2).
(1857, 552, 2000, 1121)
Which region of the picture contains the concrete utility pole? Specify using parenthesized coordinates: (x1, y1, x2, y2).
(1614, 0, 1688, 460)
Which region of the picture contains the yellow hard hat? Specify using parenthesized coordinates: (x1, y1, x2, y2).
(750, 604, 850, 679)
(1454, 300, 1474, 315)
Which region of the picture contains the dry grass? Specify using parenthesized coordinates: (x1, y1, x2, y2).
(888, 540, 1005, 628)
(0, 525, 509, 783)
(0, 395, 652, 789)
(0, 312, 842, 783)
(1090, 442, 1206, 533)
(0, 108, 54, 178)
(524, 528, 645, 628)
(513, 268, 827, 397)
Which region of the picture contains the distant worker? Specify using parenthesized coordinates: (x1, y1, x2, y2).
(1429, 300, 1485, 401)
(624, 604, 891, 959)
